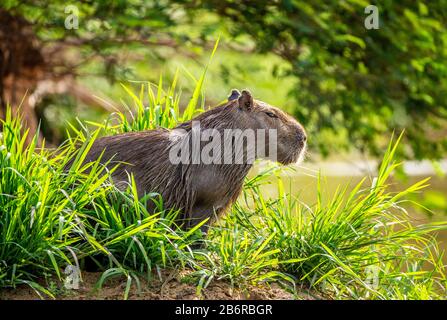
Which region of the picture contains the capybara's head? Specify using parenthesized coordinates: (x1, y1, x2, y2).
(173, 89, 307, 165)
(227, 89, 307, 165)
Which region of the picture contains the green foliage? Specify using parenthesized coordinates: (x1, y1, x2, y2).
(3, 1, 447, 159)
(2, 0, 175, 75)
(180, 1, 447, 159)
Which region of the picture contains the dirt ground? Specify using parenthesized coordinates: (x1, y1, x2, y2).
(0, 270, 318, 300)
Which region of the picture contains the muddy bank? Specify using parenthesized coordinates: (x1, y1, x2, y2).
(0, 270, 317, 300)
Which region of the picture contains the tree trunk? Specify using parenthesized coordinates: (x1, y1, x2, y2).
(0, 9, 45, 143)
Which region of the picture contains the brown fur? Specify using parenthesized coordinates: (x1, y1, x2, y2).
(82, 90, 306, 232)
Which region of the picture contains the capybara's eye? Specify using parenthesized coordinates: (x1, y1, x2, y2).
(265, 111, 278, 118)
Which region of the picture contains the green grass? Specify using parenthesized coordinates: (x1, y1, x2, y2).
(1, 59, 446, 299)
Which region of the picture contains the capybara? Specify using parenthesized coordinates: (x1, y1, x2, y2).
(83, 90, 306, 232)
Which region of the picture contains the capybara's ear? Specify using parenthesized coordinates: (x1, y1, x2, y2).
(228, 89, 241, 101)
(238, 89, 253, 111)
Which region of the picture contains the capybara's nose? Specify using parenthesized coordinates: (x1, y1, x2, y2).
(297, 130, 307, 143)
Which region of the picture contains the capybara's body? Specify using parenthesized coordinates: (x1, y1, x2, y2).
(83, 90, 307, 231)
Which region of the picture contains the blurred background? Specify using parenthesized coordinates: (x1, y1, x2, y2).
(1, 1, 446, 252)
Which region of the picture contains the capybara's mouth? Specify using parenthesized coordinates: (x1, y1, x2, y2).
(279, 141, 307, 165)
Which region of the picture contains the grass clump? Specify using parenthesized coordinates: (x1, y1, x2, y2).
(200, 136, 447, 299)
(0, 106, 203, 298)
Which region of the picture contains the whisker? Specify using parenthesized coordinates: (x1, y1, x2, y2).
(295, 165, 319, 173)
